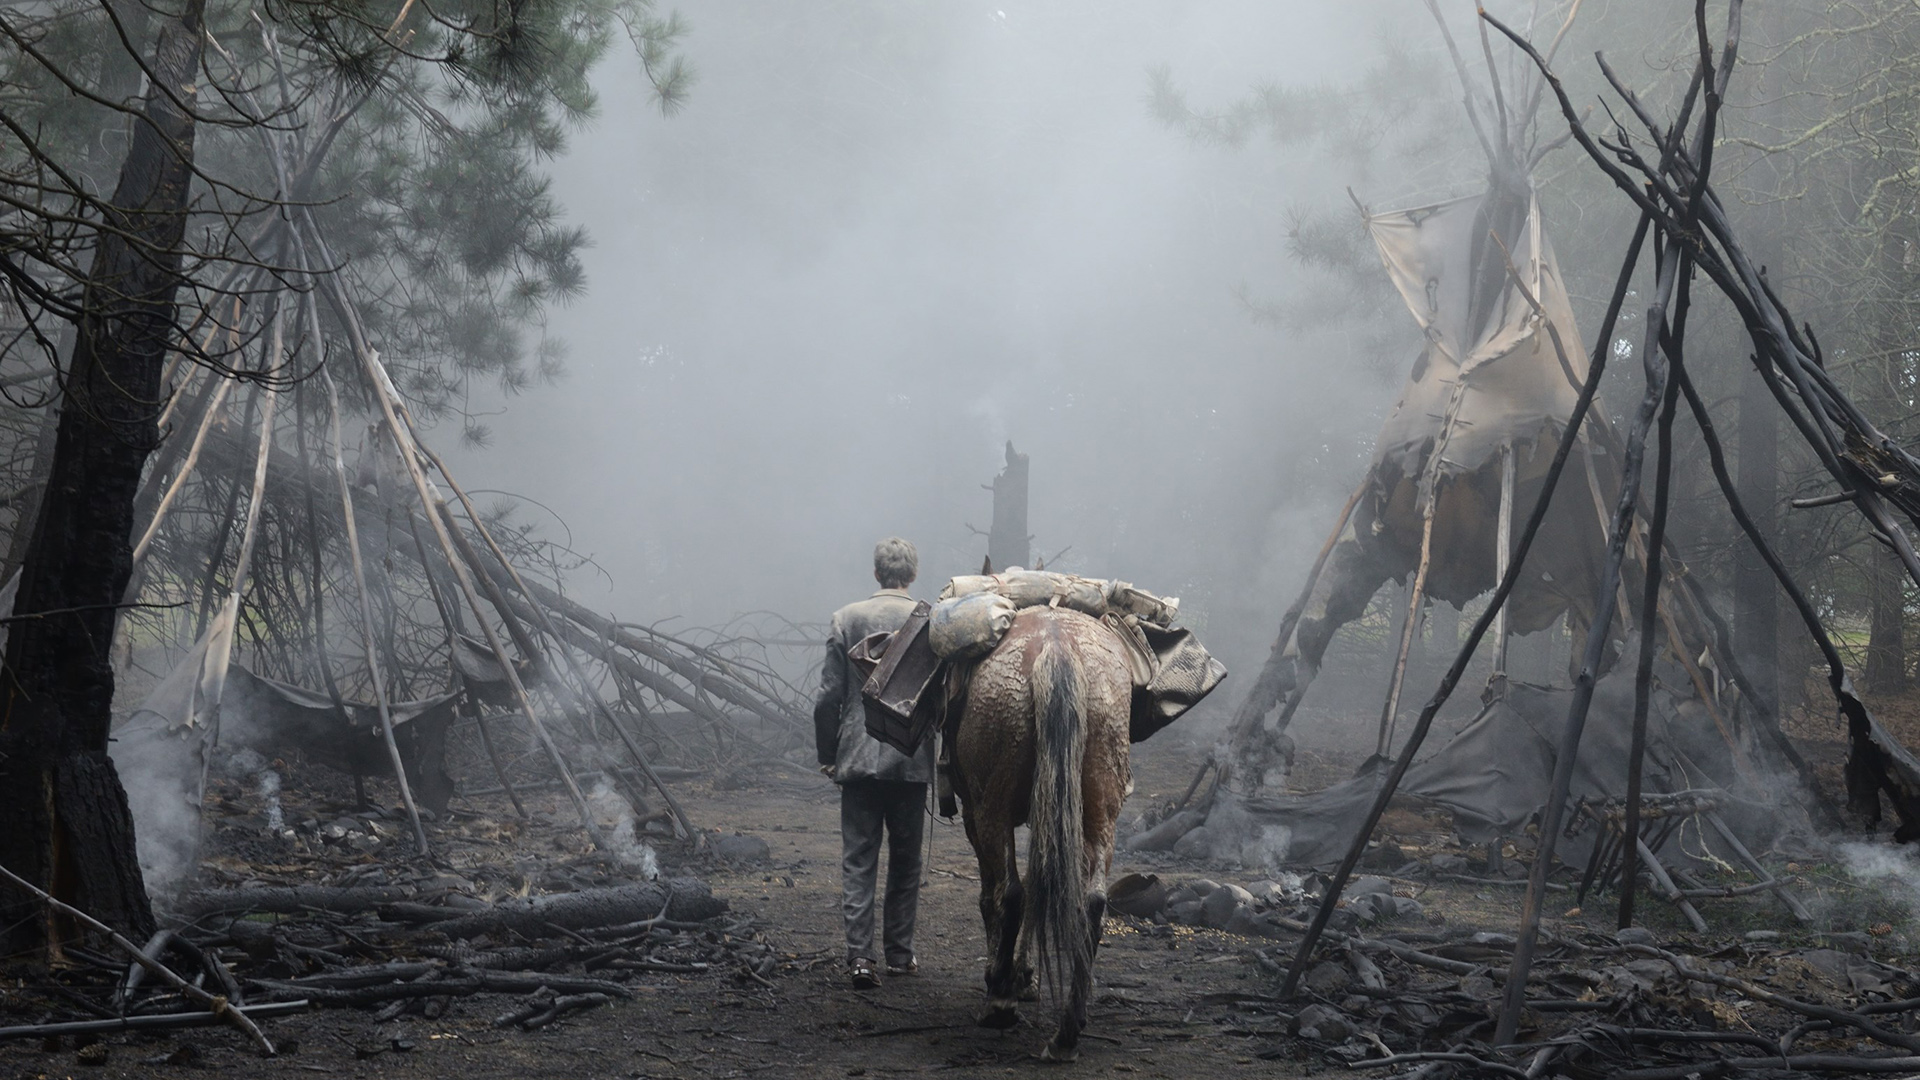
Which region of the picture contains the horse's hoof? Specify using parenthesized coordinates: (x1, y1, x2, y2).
(1039, 1040, 1079, 1063)
(976, 1001, 1019, 1029)
(1016, 972, 1039, 1002)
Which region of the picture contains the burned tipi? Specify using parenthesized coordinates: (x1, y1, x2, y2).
(1151, 7, 1841, 872)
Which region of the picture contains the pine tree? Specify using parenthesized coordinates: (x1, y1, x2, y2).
(0, 0, 691, 955)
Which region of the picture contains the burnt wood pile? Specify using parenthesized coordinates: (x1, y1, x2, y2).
(1180, 7, 1920, 1071)
(0, 873, 792, 1052)
(1114, 869, 1920, 1078)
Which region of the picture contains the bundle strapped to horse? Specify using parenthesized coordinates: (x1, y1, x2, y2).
(915, 574, 1225, 1059)
(849, 569, 1226, 760)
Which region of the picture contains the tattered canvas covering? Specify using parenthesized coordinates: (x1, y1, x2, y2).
(120, 657, 460, 813)
(126, 626, 454, 738)
(1270, 191, 1609, 708)
(1236, 642, 1777, 870)
(1367, 191, 1585, 482)
(1353, 190, 1606, 623)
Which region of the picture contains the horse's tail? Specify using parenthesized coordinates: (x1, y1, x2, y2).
(1027, 630, 1090, 1002)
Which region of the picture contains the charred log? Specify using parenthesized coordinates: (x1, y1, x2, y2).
(428, 878, 725, 941)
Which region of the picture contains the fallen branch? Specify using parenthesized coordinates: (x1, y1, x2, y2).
(428, 879, 724, 941)
(1615, 1054, 1920, 1079)
(493, 988, 613, 1029)
(180, 884, 411, 917)
(115, 929, 173, 1008)
(1438, 874, 1569, 892)
(276, 961, 436, 988)
(1266, 915, 1535, 984)
(1626, 944, 1920, 1053)
(0, 1000, 308, 1042)
(0, 862, 276, 1055)
(251, 966, 631, 1007)
(1347, 1051, 1531, 1079)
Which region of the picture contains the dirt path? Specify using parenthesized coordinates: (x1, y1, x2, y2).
(0, 752, 1312, 1080)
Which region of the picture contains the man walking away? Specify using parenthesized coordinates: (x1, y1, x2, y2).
(815, 537, 935, 989)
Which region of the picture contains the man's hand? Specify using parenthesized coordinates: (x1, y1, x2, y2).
(819, 764, 837, 779)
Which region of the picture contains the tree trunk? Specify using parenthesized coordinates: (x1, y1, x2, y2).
(1730, 3, 1798, 720)
(2, 0, 160, 591)
(1733, 350, 1780, 712)
(1864, 225, 1911, 694)
(1866, 545, 1908, 692)
(0, 0, 207, 954)
(988, 441, 1029, 572)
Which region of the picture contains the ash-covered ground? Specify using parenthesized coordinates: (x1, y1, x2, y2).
(7, 697, 1920, 1080)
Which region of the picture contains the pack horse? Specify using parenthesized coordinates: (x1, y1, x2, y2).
(952, 606, 1134, 1061)
(855, 568, 1223, 1061)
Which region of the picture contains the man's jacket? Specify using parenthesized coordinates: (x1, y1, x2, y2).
(814, 588, 935, 784)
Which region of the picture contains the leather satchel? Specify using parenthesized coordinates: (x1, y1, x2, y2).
(855, 601, 945, 756)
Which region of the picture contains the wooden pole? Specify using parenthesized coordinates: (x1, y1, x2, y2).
(283, 234, 528, 821)
(429, 496, 694, 840)
(1673, 355, 1900, 822)
(317, 362, 430, 855)
(358, 352, 606, 850)
(291, 373, 356, 750)
(1634, 835, 1708, 932)
(1494, 222, 1684, 1046)
(424, 482, 696, 839)
(192, 323, 284, 858)
(1580, 445, 1636, 633)
(1492, 443, 1516, 681)
(225, 342, 279, 604)
(1376, 506, 1436, 756)
(305, 234, 606, 849)
(1704, 811, 1811, 922)
(1620, 367, 1680, 930)
(1223, 477, 1368, 763)
(128, 375, 233, 571)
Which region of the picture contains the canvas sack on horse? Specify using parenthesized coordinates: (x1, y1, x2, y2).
(1132, 621, 1227, 741)
(928, 592, 1017, 659)
(931, 570, 1223, 741)
(944, 570, 1123, 619)
(855, 601, 944, 756)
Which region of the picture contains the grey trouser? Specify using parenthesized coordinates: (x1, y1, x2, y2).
(839, 778, 927, 966)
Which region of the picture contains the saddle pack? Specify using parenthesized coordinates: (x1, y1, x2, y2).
(848, 570, 1227, 816)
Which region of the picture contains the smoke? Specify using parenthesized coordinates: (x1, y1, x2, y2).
(439, 1, 1396, 686)
(589, 778, 660, 880)
(1839, 842, 1920, 912)
(109, 718, 205, 899)
(111, 703, 296, 898)
(1203, 796, 1297, 870)
(259, 766, 285, 833)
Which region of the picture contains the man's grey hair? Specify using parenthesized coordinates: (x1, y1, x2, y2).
(873, 537, 918, 589)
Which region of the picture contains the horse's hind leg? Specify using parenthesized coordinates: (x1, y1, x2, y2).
(980, 840, 1024, 1027)
(1074, 890, 1107, 1028)
(1011, 889, 1036, 1001)
(1044, 741, 1125, 1062)
(1040, 885, 1106, 1061)
(969, 819, 1023, 1029)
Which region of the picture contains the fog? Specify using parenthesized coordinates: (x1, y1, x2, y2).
(449, 3, 1427, 689)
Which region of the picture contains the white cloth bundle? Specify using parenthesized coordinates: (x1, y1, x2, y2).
(927, 592, 1017, 660)
(940, 569, 1177, 625)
